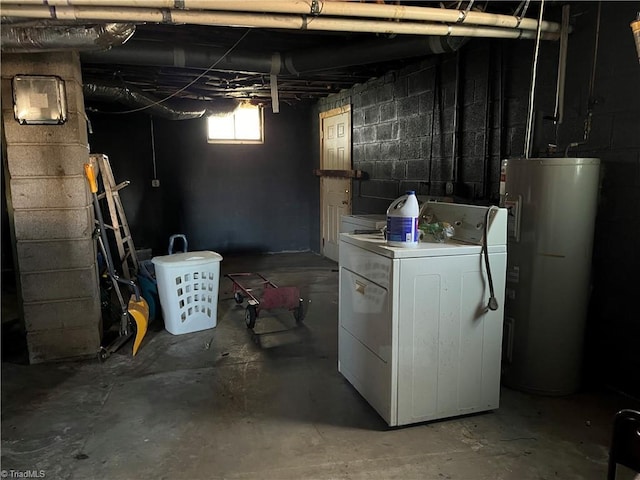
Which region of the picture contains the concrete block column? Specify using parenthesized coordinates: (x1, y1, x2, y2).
(1, 52, 101, 363)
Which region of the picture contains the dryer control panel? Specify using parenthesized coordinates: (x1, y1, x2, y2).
(420, 202, 507, 246)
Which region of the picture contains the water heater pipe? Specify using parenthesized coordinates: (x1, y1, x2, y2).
(498, 43, 506, 163)
(450, 49, 461, 190)
(482, 43, 493, 199)
(427, 58, 441, 196)
(524, 0, 545, 159)
(564, 2, 601, 156)
(553, 5, 570, 127)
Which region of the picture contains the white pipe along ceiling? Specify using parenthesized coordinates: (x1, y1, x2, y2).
(1, 1, 561, 39)
(0, 1, 562, 113)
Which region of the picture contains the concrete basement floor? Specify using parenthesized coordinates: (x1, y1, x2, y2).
(2, 252, 639, 480)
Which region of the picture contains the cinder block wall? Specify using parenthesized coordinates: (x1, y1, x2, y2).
(316, 40, 517, 215)
(1, 52, 101, 363)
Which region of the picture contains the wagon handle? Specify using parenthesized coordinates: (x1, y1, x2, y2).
(168, 234, 188, 254)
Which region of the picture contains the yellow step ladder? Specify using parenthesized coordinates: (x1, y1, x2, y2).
(89, 153, 139, 280)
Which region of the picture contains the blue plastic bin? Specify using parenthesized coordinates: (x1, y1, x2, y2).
(138, 260, 159, 322)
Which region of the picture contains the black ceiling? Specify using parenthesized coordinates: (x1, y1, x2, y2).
(3, 0, 554, 114)
(80, 24, 420, 111)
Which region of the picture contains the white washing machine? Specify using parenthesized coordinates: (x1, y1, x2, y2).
(338, 202, 507, 426)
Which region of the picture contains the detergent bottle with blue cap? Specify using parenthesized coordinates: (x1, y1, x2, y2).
(386, 191, 420, 247)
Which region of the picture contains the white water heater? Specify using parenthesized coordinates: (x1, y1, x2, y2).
(500, 157, 600, 395)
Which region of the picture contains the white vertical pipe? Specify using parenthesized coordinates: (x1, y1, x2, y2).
(270, 74, 279, 114)
(450, 50, 461, 185)
(524, 0, 545, 159)
(150, 116, 158, 181)
(553, 5, 570, 125)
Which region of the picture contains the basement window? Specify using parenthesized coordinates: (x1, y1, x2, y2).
(207, 104, 263, 144)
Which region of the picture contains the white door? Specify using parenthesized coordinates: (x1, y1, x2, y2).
(320, 106, 351, 262)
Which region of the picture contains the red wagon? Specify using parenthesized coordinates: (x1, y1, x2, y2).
(225, 272, 304, 329)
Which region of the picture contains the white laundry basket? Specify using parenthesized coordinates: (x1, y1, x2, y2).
(152, 250, 223, 335)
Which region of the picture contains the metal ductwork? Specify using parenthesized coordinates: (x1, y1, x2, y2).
(284, 36, 468, 74)
(82, 35, 467, 76)
(83, 83, 207, 120)
(83, 40, 273, 75)
(1, 22, 135, 52)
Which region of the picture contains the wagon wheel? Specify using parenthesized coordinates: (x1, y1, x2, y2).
(98, 347, 110, 363)
(234, 292, 244, 304)
(293, 299, 305, 323)
(245, 305, 257, 329)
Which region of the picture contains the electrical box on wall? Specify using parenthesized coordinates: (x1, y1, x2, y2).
(12, 75, 67, 125)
